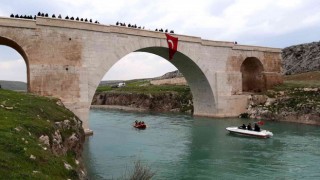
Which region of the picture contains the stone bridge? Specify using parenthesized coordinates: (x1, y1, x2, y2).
(0, 16, 282, 134)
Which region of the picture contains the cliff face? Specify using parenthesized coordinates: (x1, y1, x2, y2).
(39, 111, 87, 179)
(282, 41, 320, 75)
(92, 92, 193, 113)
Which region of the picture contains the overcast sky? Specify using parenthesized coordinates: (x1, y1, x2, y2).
(0, 0, 320, 82)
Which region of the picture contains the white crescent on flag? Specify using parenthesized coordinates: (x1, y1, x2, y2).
(168, 39, 174, 49)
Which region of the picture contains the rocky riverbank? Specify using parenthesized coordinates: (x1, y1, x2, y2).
(243, 87, 320, 125)
(0, 89, 86, 179)
(92, 91, 193, 114)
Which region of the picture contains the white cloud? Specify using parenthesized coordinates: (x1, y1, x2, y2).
(0, 59, 27, 82)
(0, 45, 24, 61)
(103, 52, 177, 80)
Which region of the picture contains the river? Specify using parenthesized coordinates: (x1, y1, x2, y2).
(83, 109, 320, 179)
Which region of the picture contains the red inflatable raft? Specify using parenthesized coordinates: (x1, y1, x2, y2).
(133, 124, 147, 129)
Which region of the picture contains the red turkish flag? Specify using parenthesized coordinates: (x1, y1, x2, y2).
(165, 33, 178, 60)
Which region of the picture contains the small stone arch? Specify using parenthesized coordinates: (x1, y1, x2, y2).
(240, 57, 266, 93)
(0, 36, 30, 91)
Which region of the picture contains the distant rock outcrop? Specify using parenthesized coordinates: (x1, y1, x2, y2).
(153, 70, 183, 80)
(282, 41, 320, 75)
(99, 70, 184, 87)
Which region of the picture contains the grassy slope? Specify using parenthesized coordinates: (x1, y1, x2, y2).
(270, 71, 320, 95)
(0, 89, 79, 179)
(273, 71, 320, 91)
(265, 71, 320, 113)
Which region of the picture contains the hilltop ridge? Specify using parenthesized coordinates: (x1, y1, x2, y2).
(282, 41, 320, 75)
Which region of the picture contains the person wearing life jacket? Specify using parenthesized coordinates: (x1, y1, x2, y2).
(239, 124, 246, 129)
(247, 123, 253, 130)
(254, 123, 261, 132)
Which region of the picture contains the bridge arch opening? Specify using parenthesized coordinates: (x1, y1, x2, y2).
(96, 51, 188, 112)
(0, 36, 29, 91)
(91, 47, 216, 118)
(240, 57, 265, 93)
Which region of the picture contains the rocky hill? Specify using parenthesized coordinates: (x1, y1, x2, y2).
(153, 70, 183, 80)
(282, 41, 320, 75)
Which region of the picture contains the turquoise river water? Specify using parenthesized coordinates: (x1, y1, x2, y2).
(83, 109, 320, 180)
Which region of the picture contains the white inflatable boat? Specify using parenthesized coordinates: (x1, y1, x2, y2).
(226, 127, 273, 138)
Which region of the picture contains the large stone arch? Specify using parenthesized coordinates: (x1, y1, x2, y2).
(240, 57, 265, 92)
(137, 47, 216, 116)
(0, 36, 30, 91)
(88, 46, 216, 119)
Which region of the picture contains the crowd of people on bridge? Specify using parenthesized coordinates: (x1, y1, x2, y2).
(155, 28, 174, 33)
(10, 14, 35, 20)
(9, 12, 100, 24)
(116, 21, 144, 29)
(9, 12, 176, 34)
(115, 21, 175, 34)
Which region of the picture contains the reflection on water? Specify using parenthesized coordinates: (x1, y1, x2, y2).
(83, 109, 320, 179)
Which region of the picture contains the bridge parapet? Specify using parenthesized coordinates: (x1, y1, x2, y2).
(0, 16, 283, 52)
(0, 16, 36, 29)
(232, 44, 281, 53)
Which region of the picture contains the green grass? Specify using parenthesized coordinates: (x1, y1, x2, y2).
(0, 89, 81, 179)
(272, 71, 320, 91)
(272, 81, 320, 91)
(97, 80, 190, 94)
